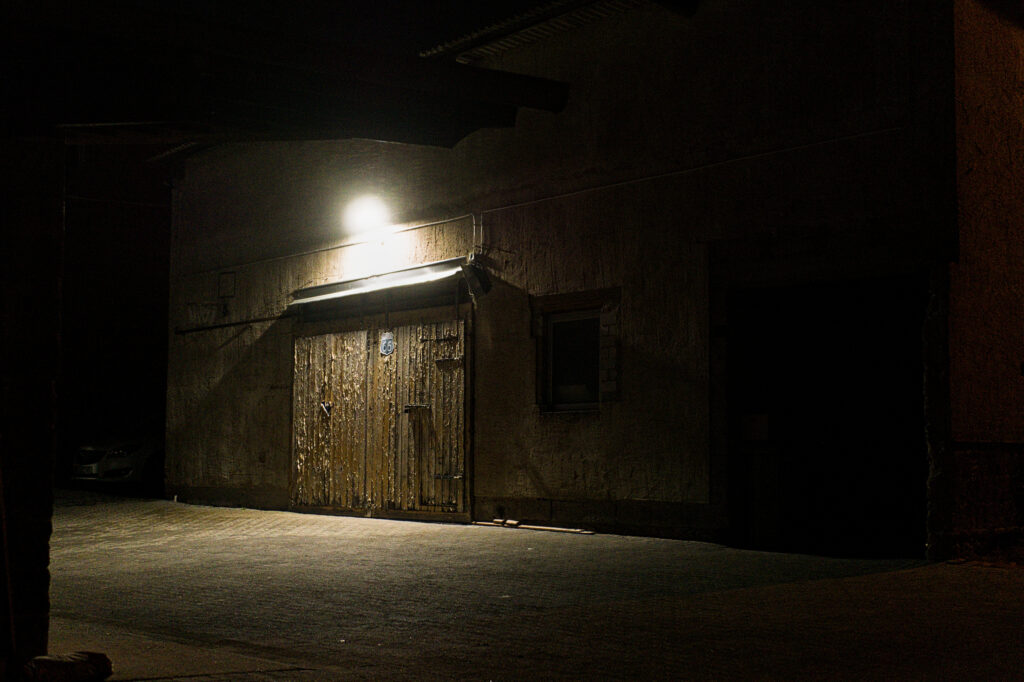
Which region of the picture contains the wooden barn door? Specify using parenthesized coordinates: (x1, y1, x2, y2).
(390, 321, 466, 513)
(292, 321, 466, 517)
(292, 331, 369, 509)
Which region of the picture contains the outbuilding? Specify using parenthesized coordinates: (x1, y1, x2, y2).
(166, 0, 1024, 559)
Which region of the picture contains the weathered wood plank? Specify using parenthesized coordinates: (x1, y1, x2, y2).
(291, 336, 310, 507)
(395, 324, 416, 511)
(333, 330, 367, 509)
(367, 327, 397, 513)
(414, 324, 434, 509)
(293, 334, 331, 507)
(432, 320, 465, 511)
(314, 334, 333, 507)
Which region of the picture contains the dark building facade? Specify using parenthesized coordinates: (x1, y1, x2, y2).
(162, 0, 1021, 559)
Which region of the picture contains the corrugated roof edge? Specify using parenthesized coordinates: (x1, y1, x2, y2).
(420, 0, 647, 64)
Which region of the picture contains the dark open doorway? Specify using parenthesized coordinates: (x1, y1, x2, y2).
(725, 276, 928, 557)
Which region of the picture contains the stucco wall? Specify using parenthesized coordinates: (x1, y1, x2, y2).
(949, 0, 1024, 554)
(951, 0, 1024, 443)
(471, 188, 710, 528)
(167, 1, 949, 534)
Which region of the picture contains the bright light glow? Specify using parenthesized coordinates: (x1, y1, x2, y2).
(343, 196, 391, 235)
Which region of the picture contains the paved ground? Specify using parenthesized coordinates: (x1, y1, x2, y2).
(47, 490, 1024, 680)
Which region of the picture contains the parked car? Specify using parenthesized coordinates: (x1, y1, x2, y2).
(72, 438, 163, 492)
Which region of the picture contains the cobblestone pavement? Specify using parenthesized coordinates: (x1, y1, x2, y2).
(48, 490, 1023, 680)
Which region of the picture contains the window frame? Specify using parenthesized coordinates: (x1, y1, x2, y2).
(532, 288, 620, 414)
(542, 308, 602, 411)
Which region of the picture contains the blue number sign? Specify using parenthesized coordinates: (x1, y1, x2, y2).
(380, 331, 395, 356)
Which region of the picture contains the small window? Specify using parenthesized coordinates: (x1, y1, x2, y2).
(533, 288, 620, 413)
(545, 310, 600, 409)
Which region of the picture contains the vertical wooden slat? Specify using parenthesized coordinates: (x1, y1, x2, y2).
(456, 319, 467, 511)
(367, 327, 397, 514)
(291, 337, 310, 507)
(354, 329, 370, 509)
(328, 333, 343, 508)
(415, 324, 433, 509)
(387, 327, 399, 507)
(437, 335, 447, 511)
(394, 324, 412, 510)
(438, 323, 450, 511)
(312, 334, 332, 507)
(293, 334, 332, 508)
(331, 330, 367, 510)
(304, 336, 318, 506)
(432, 319, 465, 512)
(366, 330, 378, 512)
(326, 334, 339, 507)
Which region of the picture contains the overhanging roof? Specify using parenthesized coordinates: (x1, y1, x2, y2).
(5, 3, 569, 146)
(289, 257, 480, 308)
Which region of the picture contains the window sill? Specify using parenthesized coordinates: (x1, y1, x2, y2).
(538, 404, 601, 415)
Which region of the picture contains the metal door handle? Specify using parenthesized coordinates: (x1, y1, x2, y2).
(402, 404, 430, 413)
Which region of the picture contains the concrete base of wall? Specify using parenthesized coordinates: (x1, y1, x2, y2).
(166, 485, 290, 511)
(474, 496, 724, 541)
(951, 443, 1024, 561)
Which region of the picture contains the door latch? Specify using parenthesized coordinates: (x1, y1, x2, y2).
(402, 403, 430, 413)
